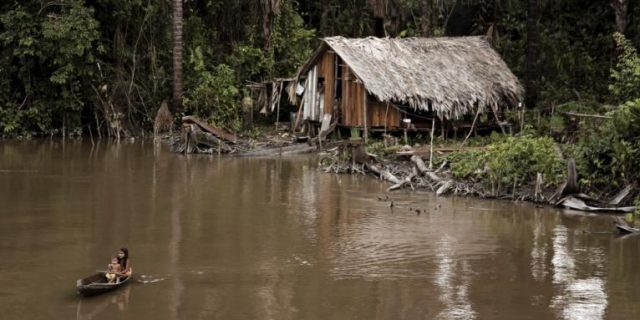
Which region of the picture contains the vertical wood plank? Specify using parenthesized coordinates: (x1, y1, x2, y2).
(324, 52, 335, 115)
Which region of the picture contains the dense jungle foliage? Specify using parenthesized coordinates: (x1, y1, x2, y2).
(0, 1, 639, 196)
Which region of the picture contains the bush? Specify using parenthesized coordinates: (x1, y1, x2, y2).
(447, 135, 565, 191)
(610, 33, 640, 103)
(184, 47, 241, 131)
(569, 99, 640, 190)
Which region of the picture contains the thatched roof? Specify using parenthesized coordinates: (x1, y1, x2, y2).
(297, 36, 524, 119)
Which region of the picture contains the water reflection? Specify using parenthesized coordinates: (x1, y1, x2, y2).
(530, 212, 548, 282)
(75, 286, 131, 320)
(2, 141, 640, 319)
(434, 236, 475, 320)
(550, 224, 607, 319)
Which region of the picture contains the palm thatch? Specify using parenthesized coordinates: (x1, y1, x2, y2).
(296, 36, 524, 119)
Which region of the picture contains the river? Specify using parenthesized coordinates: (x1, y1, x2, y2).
(0, 140, 639, 319)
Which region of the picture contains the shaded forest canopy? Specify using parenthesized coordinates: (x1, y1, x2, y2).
(0, 0, 638, 137)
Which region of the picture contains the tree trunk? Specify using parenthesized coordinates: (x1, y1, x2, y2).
(261, 0, 281, 54)
(525, 0, 539, 109)
(320, 0, 331, 35)
(611, 0, 628, 34)
(420, 0, 431, 36)
(172, 0, 183, 113)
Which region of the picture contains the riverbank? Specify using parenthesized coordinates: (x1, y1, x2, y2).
(317, 133, 638, 215)
(156, 103, 640, 214)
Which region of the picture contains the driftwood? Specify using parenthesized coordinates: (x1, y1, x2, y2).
(436, 180, 454, 196)
(367, 163, 402, 184)
(435, 160, 448, 173)
(318, 143, 636, 210)
(388, 167, 417, 191)
(559, 196, 636, 213)
(178, 124, 234, 154)
(409, 155, 447, 183)
(616, 224, 640, 235)
(612, 217, 640, 235)
(239, 144, 316, 157)
(609, 185, 633, 205)
(182, 116, 239, 144)
(410, 155, 429, 174)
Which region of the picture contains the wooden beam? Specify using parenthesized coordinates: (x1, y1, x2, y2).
(363, 89, 368, 144)
(563, 111, 613, 119)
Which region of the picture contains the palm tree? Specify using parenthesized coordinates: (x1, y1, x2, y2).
(172, 0, 183, 113)
(525, 0, 538, 109)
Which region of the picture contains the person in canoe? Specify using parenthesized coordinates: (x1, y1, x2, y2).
(105, 257, 121, 283)
(115, 248, 132, 280)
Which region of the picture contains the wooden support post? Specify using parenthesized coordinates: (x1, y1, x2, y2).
(459, 107, 481, 150)
(363, 89, 368, 144)
(487, 103, 507, 134)
(275, 82, 282, 131)
(384, 102, 389, 135)
(429, 116, 435, 170)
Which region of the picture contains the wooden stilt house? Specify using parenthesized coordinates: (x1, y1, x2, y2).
(291, 36, 524, 135)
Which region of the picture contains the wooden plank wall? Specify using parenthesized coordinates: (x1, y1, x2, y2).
(310, 55, 399, 129)
(341, 66, 365, 127)
(341, 66, 352, 125)
(316, 51, 335, 115)
(369, 100, 401, 128)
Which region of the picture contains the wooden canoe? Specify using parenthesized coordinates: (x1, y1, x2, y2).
(76, 272, 131, 296)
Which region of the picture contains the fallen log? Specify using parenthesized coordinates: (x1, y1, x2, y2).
(434, 160, 448, 173)
(182, 116, 239, 144)
(409, 155, 448, 184)
(186, 124, 234, 153)
(425, 171, 445, 183)
(366, 163, 402, 185)
(436, 180, 453, 196)
(240, 144, 316, 157)
(410, 155, 429, 174)
(387, 167, 418, 191)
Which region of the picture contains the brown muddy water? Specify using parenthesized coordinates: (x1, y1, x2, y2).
(0, 140, 639, 320)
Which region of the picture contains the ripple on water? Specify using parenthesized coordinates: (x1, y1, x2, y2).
(552, 278, 607, 320)
(328, 214, 497, 280)
(137, 274, 166, 284)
